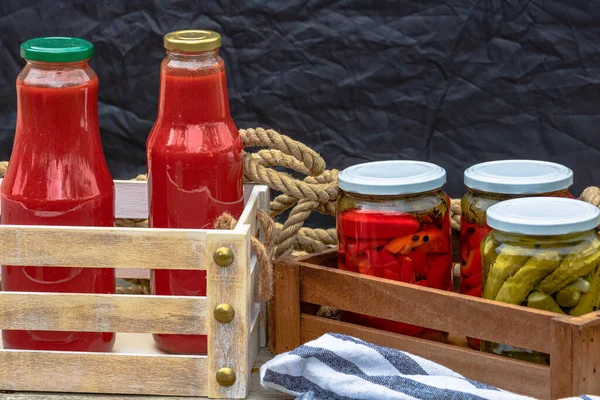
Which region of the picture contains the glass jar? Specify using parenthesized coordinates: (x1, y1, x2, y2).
(482, 198, 600, 364)
(147, 30, 243, 354)
(461, 160, 573, 349)
(337, 161, 452, 341)
(1, 37, 115, 351)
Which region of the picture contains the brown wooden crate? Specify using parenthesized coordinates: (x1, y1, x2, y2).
(270, 249, 600, 399)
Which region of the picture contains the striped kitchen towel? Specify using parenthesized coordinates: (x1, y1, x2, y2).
(261, 333, 599, 400)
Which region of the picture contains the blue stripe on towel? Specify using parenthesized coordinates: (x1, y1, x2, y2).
(262, 333, 536, 400)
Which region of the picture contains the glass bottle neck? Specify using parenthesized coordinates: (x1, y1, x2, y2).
(27, 59, 90, 70)
(157, 49, 231, 124)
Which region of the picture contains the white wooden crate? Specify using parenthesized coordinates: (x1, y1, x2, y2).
(0, 181, 269, 399)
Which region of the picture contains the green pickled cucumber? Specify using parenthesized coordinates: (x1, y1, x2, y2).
(539, 240, 600, 294)
(555, 284, 582, 308)
(494, 250, 560, 305)
(483, 245, 531, 300)
(482, 239, 499, 264)
(527, 291, 564, 314)
(570, 265, 600, 316)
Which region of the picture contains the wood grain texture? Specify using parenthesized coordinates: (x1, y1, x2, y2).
(272, 258, 301, 354)
(299, 262, 555, 353)
(570, 313, 600, 396)
(300, 314, 550, 399)
(236, 185, 268, 236)
(0, 292, 206, 334)
(0, 349, 291, 400)
(114, 180, 148, 219)
(0, 349, 207, 396)
(0, 225, 207, 270)
(296, 249, 337, 268)
(248, 303, 261, 380)
(116, 268, 150, 279)
(206, 228, 252, 399)
(550, 316, 575, 399)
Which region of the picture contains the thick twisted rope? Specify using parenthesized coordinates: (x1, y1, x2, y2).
(214, 210, 276, 300)
(9, 127, 600, 295)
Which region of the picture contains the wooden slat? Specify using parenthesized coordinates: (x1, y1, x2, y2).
(236, 185, 268, 236)
(0, 225, 206, 270)
(116, 268, 150, 280)
(206, 228, 252, 398)
(0, 292, 206, 334)
(248, 303, 261, 378)
(571, 313, 600, 395)
(272, 258, 301, 354)
(0, 347, 290, 400)
(300, 314, 550, 399)
(299, 262, 556, 353)
(297, 249, 338, 268)
(114, 180, 148, 219)
(550, 316, 575, 398)
(0, 349, 207, 396)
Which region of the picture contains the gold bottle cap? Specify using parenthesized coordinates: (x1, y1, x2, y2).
(164, 30, 222, 52)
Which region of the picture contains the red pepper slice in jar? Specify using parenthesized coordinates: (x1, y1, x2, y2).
(461, 247, 481, 279)
(467, 226, 491, 251)
(364, 248, 398, 270)
(338, 210, 420, 239)
(463, 287, 481, 297)
(426, 253, 452, 290)
(385, 229, 449, 255)
(345, 238, 389, 255)
(382, 267, 401, 281)
(461, 272, 481, 290)
(399, 257, 416, 284)
(407, 250, 428, 279)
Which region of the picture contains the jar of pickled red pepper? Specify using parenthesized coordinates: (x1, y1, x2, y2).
(482, 197, 600, 364)
(337, 161, 452, 341)
(461, 160, 573, 349)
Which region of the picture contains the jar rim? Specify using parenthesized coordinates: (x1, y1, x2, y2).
(464, 160, 573, 194)
(338, 160, 446, 195)
(487, 197, 599, 236)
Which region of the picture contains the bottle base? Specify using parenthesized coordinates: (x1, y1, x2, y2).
(153, 334, 208, 355)
(2, 330, 115, 352)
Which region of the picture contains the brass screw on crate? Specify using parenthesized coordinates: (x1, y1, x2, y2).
(214, 303, 235, 323)
(214, 246, 234, 267)
(216, 367, 236, 387)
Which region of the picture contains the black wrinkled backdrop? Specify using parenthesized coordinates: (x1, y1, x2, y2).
(2, 1, 600, 226)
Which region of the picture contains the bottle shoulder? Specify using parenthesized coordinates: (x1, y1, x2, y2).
(147, 119, 241, 154)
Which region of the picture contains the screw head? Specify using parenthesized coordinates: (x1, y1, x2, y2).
(214, 303, 235, 323)
(216, 367, 236, 387)
(214, 247, 234, 267)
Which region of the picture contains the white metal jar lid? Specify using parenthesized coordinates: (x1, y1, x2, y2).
(464, 160, 573, 194)
(487, 198, 600, 236)
(338, 160, 446, 195)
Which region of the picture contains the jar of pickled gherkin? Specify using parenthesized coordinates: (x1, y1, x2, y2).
(337, 161, 452, 342)
(482, 197, 600, 364)
(461, 160, 573, 349)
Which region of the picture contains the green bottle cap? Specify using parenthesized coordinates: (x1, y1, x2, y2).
(20, 37, 94, 63)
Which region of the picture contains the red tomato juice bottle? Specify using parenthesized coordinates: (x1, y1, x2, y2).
(147, 30, 244, 354)
(1, 37, 115, 351)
